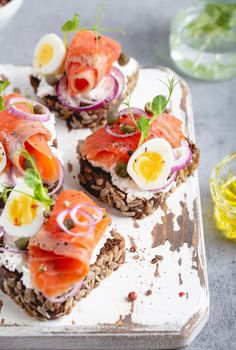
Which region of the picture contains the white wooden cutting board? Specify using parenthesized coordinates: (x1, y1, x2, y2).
(0, 65, 209, 350)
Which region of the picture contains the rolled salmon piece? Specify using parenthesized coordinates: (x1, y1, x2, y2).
(29, 190, 111, 298)
(66, 30, 121, 96)
(0, 94, 60, 185)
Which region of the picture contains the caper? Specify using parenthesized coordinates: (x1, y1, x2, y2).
(33, 104, 45, 115)
(118, 52, 130, 66)
(120, 124, 136, 134)
(15, 237, 29, 250)
(115, 162, 129, 178)
(145, 102, 153, 114)
(107, 108, 119, 125)
(63, 219, 75, 230)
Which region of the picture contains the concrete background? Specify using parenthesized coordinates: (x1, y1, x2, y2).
(0, 0, 235, 349)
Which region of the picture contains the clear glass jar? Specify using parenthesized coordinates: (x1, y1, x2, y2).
(210, 153, 236, 241)
(170, 0, 236, 80)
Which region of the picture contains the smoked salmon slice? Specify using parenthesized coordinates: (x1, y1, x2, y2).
(81, 113, 184, 169)
(66, 30, 121, 95)
(29, 190, 111, 298)
(0, 94, 60, 185)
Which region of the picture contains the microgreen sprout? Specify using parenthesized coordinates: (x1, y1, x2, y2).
(0, 150, 54, 210)
(61, 13, 80, 47)
(124, 76, 180, 147)
(0, 80, 10, 112)
(61, 3, 125, 49)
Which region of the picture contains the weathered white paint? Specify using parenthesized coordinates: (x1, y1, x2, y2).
(0, 65, 209, 349)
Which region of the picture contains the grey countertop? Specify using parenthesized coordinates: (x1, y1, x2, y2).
(0, 0, 235, 349)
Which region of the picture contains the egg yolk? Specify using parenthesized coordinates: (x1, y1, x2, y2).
(8, 195, 38, 226)
(133, 152, 164, 182)
(37, 43, 53, 67)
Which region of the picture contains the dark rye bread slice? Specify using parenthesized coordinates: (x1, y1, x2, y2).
(78, 139, 200, 219)
(0, 230, 125, 320)
(30, 58, 139, 130)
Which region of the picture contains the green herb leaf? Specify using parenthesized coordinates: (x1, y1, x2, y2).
(124, 76, 179, 147)
(151, 95, 167, 115)
(24, 168, 41, 189)
(61, 13, 80, 33)
(0, 80, 10, 94)
(0, 96, 4, 112)
(0, 80, 10, 112)
(16, 149, 54, 209)
(34, 184, 52, 208)
(137, 116, 150, 139)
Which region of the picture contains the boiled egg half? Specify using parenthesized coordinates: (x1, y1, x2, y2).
(127, 138, 174, 190)
(0, 142, 7, 174)
(2, 181, 45, 238)
(33, 33, 66, 75)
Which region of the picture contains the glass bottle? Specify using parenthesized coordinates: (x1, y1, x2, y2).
(210, 153, 236, 241)
(170, 0, 236, 80)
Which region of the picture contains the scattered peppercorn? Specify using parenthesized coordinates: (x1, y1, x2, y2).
(151, 257, 158, 264)
(129, 245, 137, 253)
(156, 255, 163, 261)
(128, 150, 134, 157)
(128, 291, 137, 301)
(146, 289, 152, 296)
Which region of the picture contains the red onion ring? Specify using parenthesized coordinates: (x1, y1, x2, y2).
(0, 247, 27, 254)
(109, 67, 125, 99)
(47, 160, 64, 196)
(57, 74, 118, 112)
(56, 209, 94, 237)
(56, 67, 125, 112)
(118, 108, 148, 118)
(6, 97, 50, 122)
(154, 171, 177, 191)
(70, 203, 103, 227)
(47, 279, 83, 303)
(171, 140, 192, 173)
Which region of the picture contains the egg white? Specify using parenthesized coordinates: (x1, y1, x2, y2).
(0, 142, 7, 174)
(2, 180, 45, 238)
(33, 33, 66, 75)
(127, 138, 174, 191)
